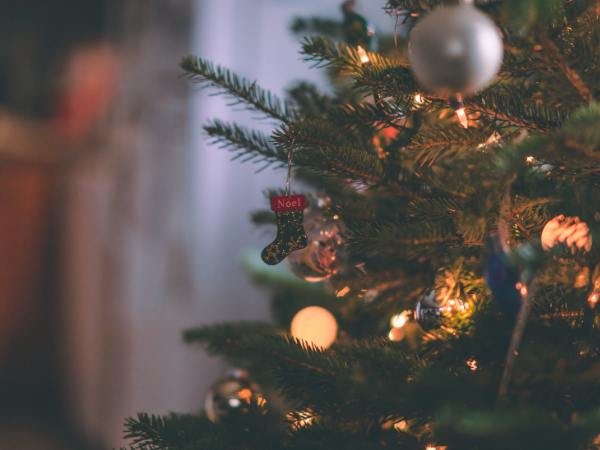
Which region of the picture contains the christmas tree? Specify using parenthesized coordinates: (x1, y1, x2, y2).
(121, 1, 600, 449)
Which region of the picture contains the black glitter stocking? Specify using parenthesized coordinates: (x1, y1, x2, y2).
(261, 209, 308, 265)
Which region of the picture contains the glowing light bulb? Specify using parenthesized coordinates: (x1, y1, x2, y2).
(389, 327, 404, 341)
(467, 359, 477, 371)
(455, 108, 468, 129)
(288, 411, 314, 429)
(336, 286, 350, 297)
(414, 93, 423, 104)
(357, 46, 370, 65)
(526, 155, 535, 163)
(589, 292, 599, 307)
(520, 286, 528, 295)
(291, 306, 338, 348)
(228, 399, 241, 407)
(237, 388, 253, 403)
(394, 420, 407, 430)
(391, 314, 407, 328)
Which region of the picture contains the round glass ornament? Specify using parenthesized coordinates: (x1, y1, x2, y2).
(205, 369, 265, 422)
(408, 3, 503, 97)
(414, 288, 467, 332)
(284, 207, 344, 282)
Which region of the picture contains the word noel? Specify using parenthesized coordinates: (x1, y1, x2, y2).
(271, 195, 306, 211)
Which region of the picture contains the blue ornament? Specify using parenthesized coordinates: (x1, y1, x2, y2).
(484, 231, 523, 316)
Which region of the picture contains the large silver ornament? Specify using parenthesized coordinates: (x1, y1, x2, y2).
(408, 4, 503, 97)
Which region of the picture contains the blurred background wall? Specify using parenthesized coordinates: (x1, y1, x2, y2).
(0, 1, 391, 449)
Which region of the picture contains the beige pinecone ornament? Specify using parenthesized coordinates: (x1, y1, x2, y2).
(541, 215, 592, 253)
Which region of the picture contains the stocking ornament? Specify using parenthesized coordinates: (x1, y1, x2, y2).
(261, 142, 308, 265)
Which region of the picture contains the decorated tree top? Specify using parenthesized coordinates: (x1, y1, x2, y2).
(122, 1, 600, 449)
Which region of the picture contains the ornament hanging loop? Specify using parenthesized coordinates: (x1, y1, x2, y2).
(285, 138, 296, 198)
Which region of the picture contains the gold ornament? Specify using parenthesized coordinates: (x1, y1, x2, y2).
(541, 215, 592, 253)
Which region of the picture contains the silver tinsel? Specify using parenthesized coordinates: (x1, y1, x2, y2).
(408, 4, 503, 97)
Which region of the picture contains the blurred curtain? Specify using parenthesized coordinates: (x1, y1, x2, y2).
(59, 1, 199, 447)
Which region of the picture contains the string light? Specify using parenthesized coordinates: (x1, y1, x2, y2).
(394, 420, 407, 430)
(337, 286, 350, 297)
(237, 388, 253, 403)
(526, 155, 535, 163)
(478, 131, 502, 148)
(414, 93, 424, 104)
(288, 411, 314, 429)
(589, 292, 599, 307)
(357, 46, 370, 65)
(455, 107, 468, 129)
(451, 94, 468, 129)
(467, 359, 477, 371)
(389, 327, 404, 341)
(390, 311, 410, 328)
(516, 282, 527, 296)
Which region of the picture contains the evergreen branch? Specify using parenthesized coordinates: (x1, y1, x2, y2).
(204, 120, 287, 168)
(300, 36, 397, 73)
(467, 89, 568, 132)
(353, 67, 566, 132)
(328, 100, 413, 132)
(258, 334, 342, 378)
(346, 221, 482, 258)
(274, 120, 354, 150)
(286, 81, 335, 119)
(407, 198, 466, 221)
(123, 413, 221, 450)
(272, 124, 389, 185)
(184, 324, 342, 379)
(273, 122, 426, 198)
(408, 125, 496, 166)
(318, 150, 389, 186)
(384, 0, 450, 15)
(384, 0, 503, 17)
(330, 196, 382, 222)
(181, 55, 297, 123)
(183, 322, 276, 345)
(352, 64, 424, 99)
(416, 174, 470, 199)
(538, 33, 593, 103)
(495, 103, 600, 173)
(344, 337, 425, 376)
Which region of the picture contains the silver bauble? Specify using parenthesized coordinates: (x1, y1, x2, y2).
(414, 288, 466, 332)
(205, 369, 265, 422)
(414, 289, 443, 332)
(284, 206, 344, 282)
(408, 4, 503, 97)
